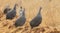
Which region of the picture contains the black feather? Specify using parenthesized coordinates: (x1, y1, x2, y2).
(14, 7, 26, 27)
(30, 7, 42, 29)
(4, 5, 11, 14)
(6, 4, 17, 19)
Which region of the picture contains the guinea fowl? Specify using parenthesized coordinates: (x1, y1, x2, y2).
(30, 7, 42, 29)
(6, 4, 17, 19)
(4, 5, 11, 14)
(14, 7, 26, 27)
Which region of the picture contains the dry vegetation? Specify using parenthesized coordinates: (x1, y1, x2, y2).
(0, 0, 60, 33)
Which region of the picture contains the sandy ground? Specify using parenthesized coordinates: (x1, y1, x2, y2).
(0, 0, 60, 33)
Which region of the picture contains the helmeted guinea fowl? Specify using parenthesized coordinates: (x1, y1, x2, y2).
(30, 7, 42, 29)
(4, 4, 11, 14)
(6, 4, 17, 19)
(14, 7, 26, 27)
